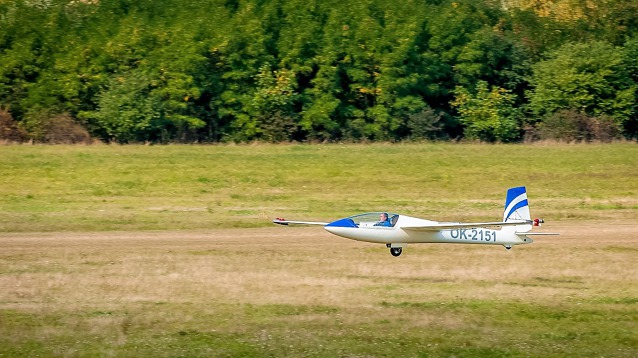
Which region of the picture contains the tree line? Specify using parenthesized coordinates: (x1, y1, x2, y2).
(1, 0, 638, 143)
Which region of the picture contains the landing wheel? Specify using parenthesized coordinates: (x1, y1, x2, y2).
(390, 247, 402, 257)
(504, 245, 512, 250)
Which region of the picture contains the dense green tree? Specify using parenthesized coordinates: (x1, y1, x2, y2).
(622, 37, 638, 138)
(213, 1, 278, 141)
(454, 25, 531, 95)
(452, 81, 521, 142)
(421, 0, 516, 136)
(238, 64, 299, 141)
(89, 71, 161, 142)
(0, 1, 53, 120)
(1, 0, 638, 142)
(527, 41, 636, 136)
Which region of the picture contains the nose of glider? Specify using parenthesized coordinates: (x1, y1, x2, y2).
(324, 217, 357, 237)
(325, 218, 358, 228)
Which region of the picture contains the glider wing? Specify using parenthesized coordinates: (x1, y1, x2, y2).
(273, 218, 329, 226)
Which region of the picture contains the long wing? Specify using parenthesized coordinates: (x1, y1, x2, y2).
(273, 218, 329, 226)
(402, 220, 531, 231)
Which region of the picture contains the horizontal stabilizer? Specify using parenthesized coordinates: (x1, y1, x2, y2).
(273, 219, 328, 226)
(402, 220, 531, 231)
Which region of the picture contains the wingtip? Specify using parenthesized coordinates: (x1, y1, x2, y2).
(273, 218, 289, 225)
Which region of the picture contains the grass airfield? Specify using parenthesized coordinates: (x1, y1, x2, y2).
(1, 143, 637, 357)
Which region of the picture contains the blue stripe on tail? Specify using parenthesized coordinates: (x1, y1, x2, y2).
(505, 186, 526, 207)
(504, 186, 530, 222)
(505, 199, 529, 220)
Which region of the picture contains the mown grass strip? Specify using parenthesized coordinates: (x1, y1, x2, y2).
(1, 143, 636, 232)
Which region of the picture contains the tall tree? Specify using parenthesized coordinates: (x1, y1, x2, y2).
(452, 81, 521, 142)
(527, 41, 636, 136)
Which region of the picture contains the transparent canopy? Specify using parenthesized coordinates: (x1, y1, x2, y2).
(345, 212, 399, 227)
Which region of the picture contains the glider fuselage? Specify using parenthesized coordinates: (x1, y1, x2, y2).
(324, 214, 533, 247)
(273, 186, 556, 256)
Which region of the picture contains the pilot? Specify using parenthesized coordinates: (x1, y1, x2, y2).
(374, 212, 392, 227)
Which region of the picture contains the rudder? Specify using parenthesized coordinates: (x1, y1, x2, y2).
(503, 186, 531, 222)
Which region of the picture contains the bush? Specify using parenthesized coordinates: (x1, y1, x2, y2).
(43, 114, 93, 144)
(0, 109, 27, 142)
(21, 111, 93, 144)
(407, 107, 443, 140)
(536, 110, 621, 142)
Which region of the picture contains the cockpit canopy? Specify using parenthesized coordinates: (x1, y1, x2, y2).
(346, 212, 399, 227)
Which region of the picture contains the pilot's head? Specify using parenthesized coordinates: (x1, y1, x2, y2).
(380, 213, 388, 221)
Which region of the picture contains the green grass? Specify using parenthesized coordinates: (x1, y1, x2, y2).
(1, 143, 637, 232)
(3, 301, 634, 357)
(0, 143, 637, 357)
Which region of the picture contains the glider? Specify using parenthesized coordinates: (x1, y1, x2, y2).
(273, 186, 557, 256)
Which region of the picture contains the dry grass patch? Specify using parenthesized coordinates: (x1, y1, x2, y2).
(1, 223, 637, 356)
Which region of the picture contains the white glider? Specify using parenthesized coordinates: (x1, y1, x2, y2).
(274, 186, 558, 256)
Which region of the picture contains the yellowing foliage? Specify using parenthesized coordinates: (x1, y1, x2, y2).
(503, 0, 598, 22)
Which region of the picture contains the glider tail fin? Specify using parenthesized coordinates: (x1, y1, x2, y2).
(503, 186, 531, 223)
